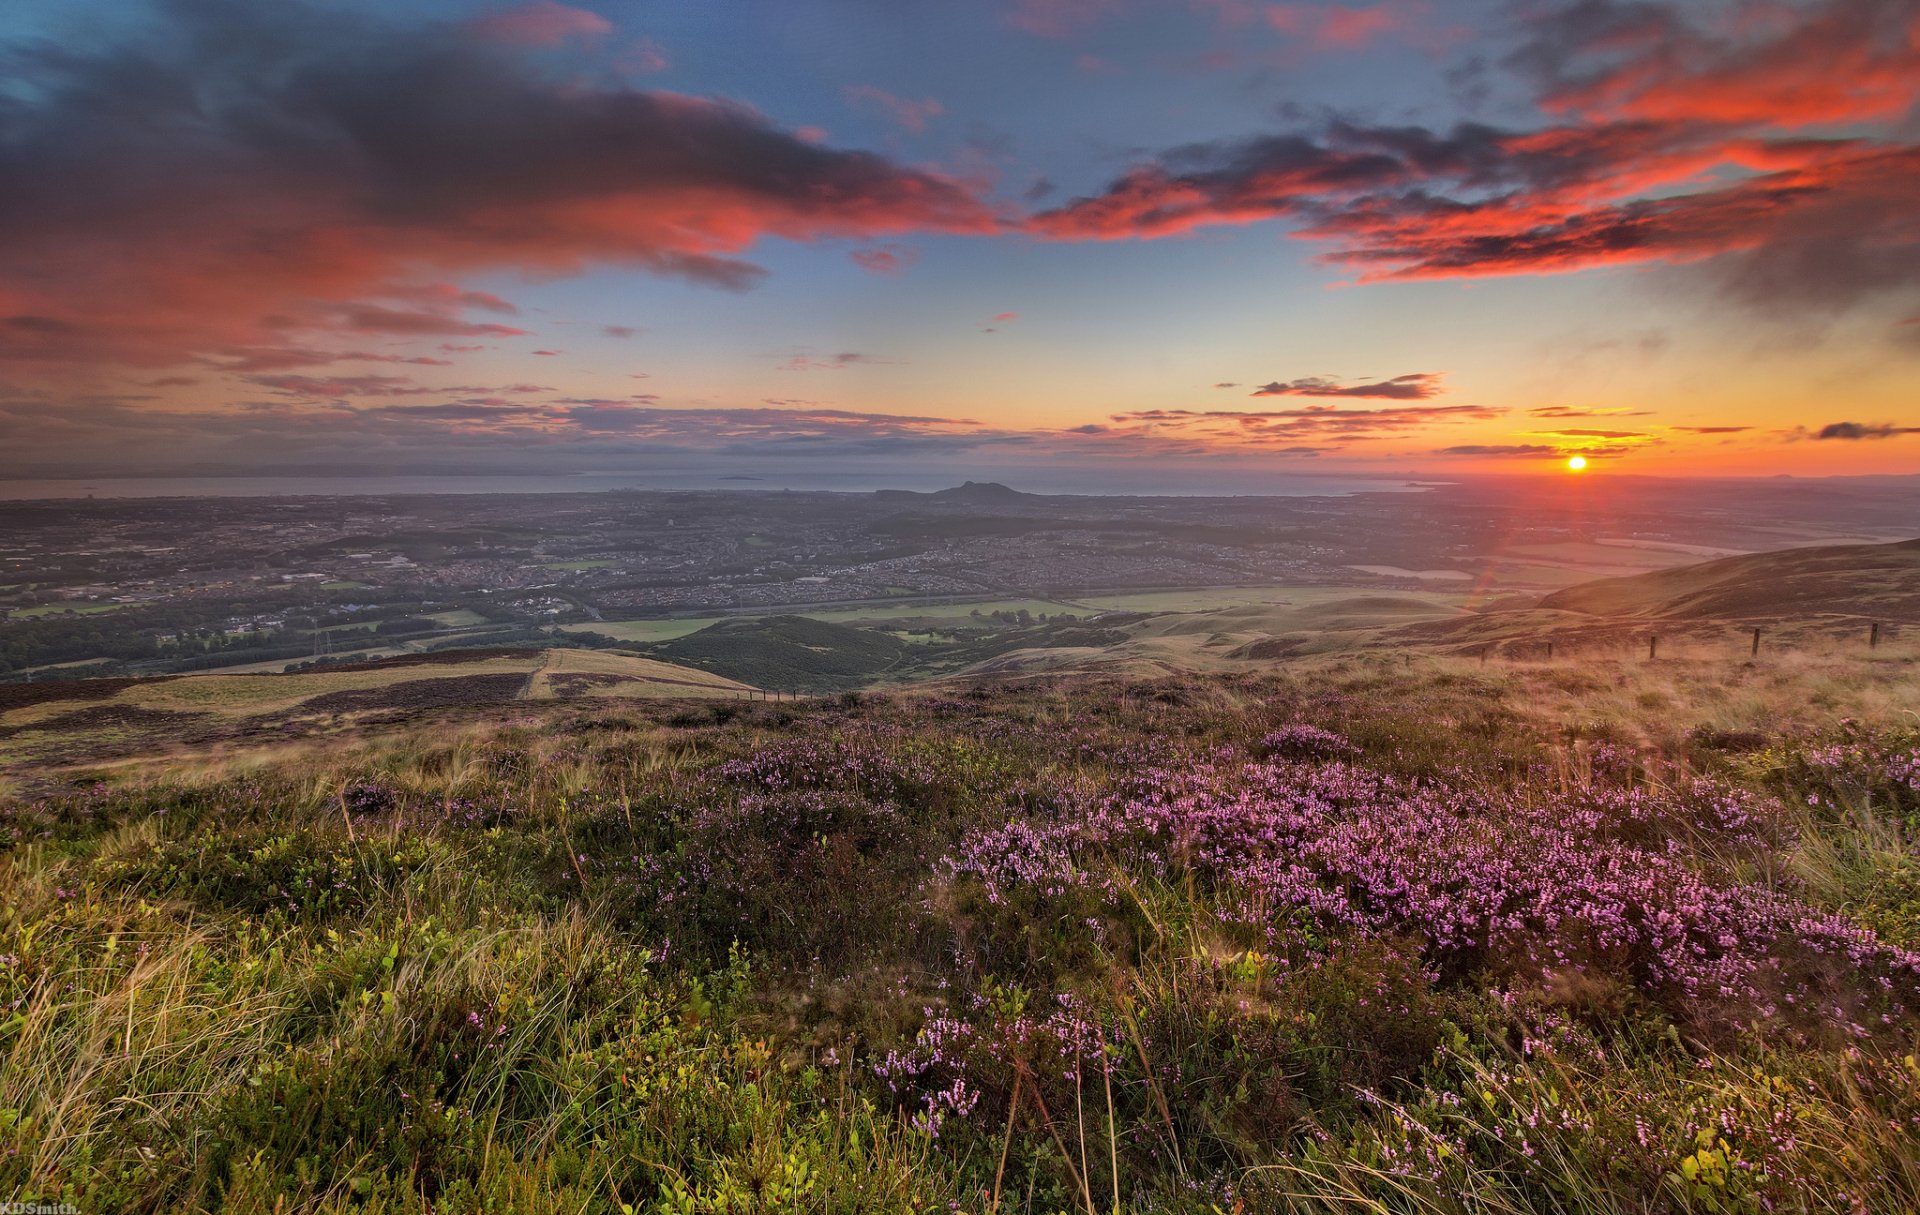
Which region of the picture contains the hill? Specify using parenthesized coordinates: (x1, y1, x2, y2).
(1538, 537, 1920, 621)
(643, 614, 907, 692)
(5, 657, 1918, 1210)
(873, 480, 1033, 505)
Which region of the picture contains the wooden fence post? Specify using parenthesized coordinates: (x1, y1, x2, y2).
(1870, 622, 1880, 649)
(1648, 635, 1658, 661)
(1751, 628, 1761, 657)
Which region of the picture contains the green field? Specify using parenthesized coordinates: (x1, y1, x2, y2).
(560, 618, 724, 643)
(1065, 585, 1470, 614)
(9, 600, 128, 619)
(423, 608, 487, 627)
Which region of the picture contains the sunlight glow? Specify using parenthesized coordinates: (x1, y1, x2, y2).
(1567, 455, 1589, 472)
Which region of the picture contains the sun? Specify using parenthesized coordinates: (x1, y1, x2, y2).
(1566, 455, 1588, 472)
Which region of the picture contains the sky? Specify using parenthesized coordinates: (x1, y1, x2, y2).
(0, 0, 1916, 486)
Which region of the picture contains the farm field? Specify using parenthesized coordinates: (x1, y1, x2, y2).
(7, 601, 127, 619)
(0, 649, 754, 777)
(558, 617, 724, 643)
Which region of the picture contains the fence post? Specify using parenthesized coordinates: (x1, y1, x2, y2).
(1751, 628, 1761, 657)
(1648, 635, 1658, 661)
(1545, 641, 1553, 661)
(1870, 622, 1880, 649)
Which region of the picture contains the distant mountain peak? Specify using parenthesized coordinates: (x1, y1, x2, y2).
(873, 480, 1030, 503)
(930, 480, 1025, 500)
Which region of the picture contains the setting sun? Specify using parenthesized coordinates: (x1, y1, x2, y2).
(1567, 455, 1589, 472)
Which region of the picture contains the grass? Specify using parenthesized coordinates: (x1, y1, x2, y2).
(1, 653, 1917, 1211)
(559, 619, 724, 644)
(422, 609, 488, 628)
(8, 601, 127, 619)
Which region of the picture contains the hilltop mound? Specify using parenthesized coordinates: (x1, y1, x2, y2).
(873, 480, 1031, 505)
(1539, 537, 1920, 622)
(645, 614, 905, 692)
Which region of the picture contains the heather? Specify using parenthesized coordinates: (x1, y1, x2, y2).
(2, 659, 1918, 1212)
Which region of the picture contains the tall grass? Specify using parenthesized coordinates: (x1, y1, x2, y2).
(1, 658, 1915, 1211)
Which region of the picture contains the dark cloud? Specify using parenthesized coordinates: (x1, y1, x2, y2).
(1028, 1, 1920, 315)
(1812, 421, 1920, 440)
(1251, 373, 1443, 400)
(0, 0, 994, 370)
(1671, 425, 1752, 434)
(1435, 444, 1557, 456)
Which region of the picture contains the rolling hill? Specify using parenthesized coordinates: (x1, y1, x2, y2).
(643, 614, 908, 692)
(1537, 537, 1920, 621)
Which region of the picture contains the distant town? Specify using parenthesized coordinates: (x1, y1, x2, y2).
(4, 475, 1916, 679)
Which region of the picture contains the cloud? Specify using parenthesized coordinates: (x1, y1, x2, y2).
(244, 374, 551, 398)
(206, 347, 457, 372)
(844, 86, 945, 134)
(1028, 1, 1920, 315)
(1265, 3, 1417, 50)
(1527, 404, 1653, 418)
(850, 244, 921, 274)
(468, 2, 612, 47)
(1535, 428, 1647, 439)
(602, 325, 639, 339)
(0, 0, 995, 370)
(618, 38, 670, 74)
(1434, 444, 1557, 456)
(1251, 372, 1443, 399)
(1515, 0, 1920, 128)
(1105, 401, 1503, 447)
(1811, 421, 1920, 440)
(778, 352, 881, 372)
(1671, 425, 1751, 434)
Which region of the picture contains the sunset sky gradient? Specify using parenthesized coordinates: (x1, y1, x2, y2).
(1, 0, 1916, 484)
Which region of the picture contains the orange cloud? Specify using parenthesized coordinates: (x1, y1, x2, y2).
(0, 3, 995, 372)
(1030, 1, 1920, 314)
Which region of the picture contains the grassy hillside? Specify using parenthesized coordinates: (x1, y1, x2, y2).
(2, 653, 1918, 1211)
(1539, 537, 1920, 621)
(643, 614, 907, 692)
